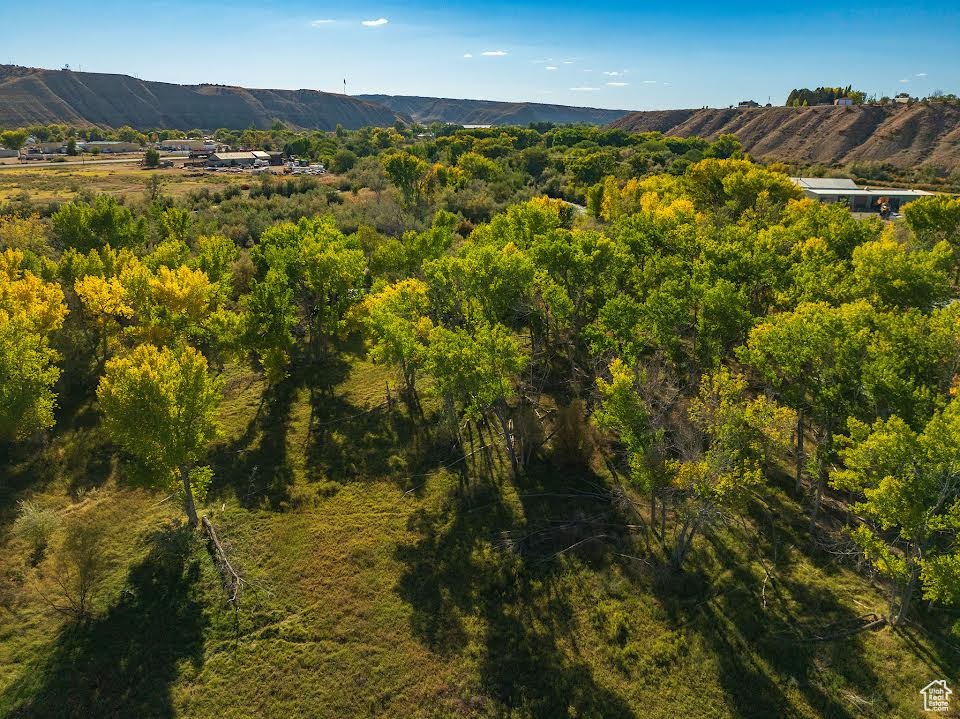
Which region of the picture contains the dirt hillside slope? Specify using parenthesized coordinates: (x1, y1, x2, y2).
(610, 104, 960, 170)
(356, 94, 630, 126)
(0, 65, 401, 131)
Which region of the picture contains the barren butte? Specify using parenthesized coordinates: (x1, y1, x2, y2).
(356, 94, 630, 126)
(0, 65, 401, 131)
(609, 104, 960, 171)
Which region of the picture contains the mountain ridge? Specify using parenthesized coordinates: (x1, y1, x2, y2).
(0, 65, 402, 131)
(357, 94, 631, 126)
(609, 104, 960, 170)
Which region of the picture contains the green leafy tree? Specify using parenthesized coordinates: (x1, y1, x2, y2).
(669, 368, 794, 568)
(51, 196, 147, 252)
(331, 149, 358, 174)
(242, 268, 297, 384)
(383, 152, 429, 206)
(594, 358, 662, 534)
(97, 344, 220, 527)
(903, 195, 960, 271)
(0, 129, 28, 152)
(739, 301, 874, 520)
(355, 278, 433, 404)
(851, 234, 953, 310)
(425, 322, 528, 476)
(831, 398, 960, 624)
(703, 134, 743, 160)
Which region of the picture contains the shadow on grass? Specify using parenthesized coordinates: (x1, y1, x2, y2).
(395, 464, 636, 717)
(644, 510, 885, 719)
(2, 525, 206, 719)
(208, 378, 298, 509)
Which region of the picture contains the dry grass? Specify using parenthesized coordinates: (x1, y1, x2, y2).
(0, 164, 257, 204)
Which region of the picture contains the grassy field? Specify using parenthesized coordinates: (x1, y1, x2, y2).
(1, 344, 956, 719)
(0, 163, 264, 205)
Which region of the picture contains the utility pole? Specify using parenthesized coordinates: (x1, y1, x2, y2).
(343, 78, 347, 95)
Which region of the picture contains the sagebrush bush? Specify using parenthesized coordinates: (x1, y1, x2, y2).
(13, 500, 60, 559)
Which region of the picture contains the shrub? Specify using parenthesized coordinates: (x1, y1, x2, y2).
(13, 500, 60, 560)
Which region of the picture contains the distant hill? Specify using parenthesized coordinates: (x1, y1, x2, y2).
(609, 103, 960, 171)
(357, 94, 631, 126)
(0, 65, 401, 131)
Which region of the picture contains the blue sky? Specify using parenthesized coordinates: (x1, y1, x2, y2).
(2, 0, 958, 109)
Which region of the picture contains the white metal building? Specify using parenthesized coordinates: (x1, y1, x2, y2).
(790, 177, 934, 212)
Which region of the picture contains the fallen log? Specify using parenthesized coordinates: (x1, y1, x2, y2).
(202, 516, 243, 604)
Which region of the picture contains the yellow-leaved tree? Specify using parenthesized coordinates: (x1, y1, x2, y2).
(0, 249, 68, 441)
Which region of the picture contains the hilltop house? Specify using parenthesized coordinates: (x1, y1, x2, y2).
(834, 97, 853, 106)
(790, 177, 932, 213)
(894, 92, 912, 104)
(737, 100, 760, 108)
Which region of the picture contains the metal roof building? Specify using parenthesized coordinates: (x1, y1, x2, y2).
(790, 177, 934, 212)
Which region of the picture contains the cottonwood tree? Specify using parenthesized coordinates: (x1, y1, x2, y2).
(242, 268, 297, 384)
(355, 278, 433, 407)
(850, 234, 953, 311)
(831, 398, 960, 624)
(669, 368, 794, 569)
(50, 196, 147, 253)
(425, 322, 528, 477)
(903, 195, 960, 254)
(0, 129, 28, 152)
(97, 344, 220, 527)
(74, 275, 132, 368)
(739, 301, 873, 524)
(0, 250, 69, 442)
(300, 225, 366, 362)
(594, 358, 662, 537)
(383, 152, 429, 207)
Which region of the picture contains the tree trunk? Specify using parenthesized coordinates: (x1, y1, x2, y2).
(795, 409, 804, 494)
(891, 559, 920, 626)
(181, 465, 198, 528)
(672, 516, 696, 571)
(660, 488, 667, 541)
(494, 400, 520, 479)
(650, 491, 658, 540)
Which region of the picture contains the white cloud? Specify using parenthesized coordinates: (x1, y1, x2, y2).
(900, 78, 909, 83)
(916, 72, 928, 77)
(606, 82, 628, 87)
(481, 50, 508, 56)
(569, 86, 599, 91)
(463, 53, 473, 58)
(642, 80, 657, 84)
(603, 71, 622, 76)
(545, 66, 557, 71)
(362, 17, 388, 26)
(562, 60, 574, 65)
(310, 19, 334, 26)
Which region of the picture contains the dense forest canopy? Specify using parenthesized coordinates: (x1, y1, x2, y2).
(2, 119, 960, 717)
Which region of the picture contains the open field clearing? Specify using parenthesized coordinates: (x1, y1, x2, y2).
(0, 164, 262, 204)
